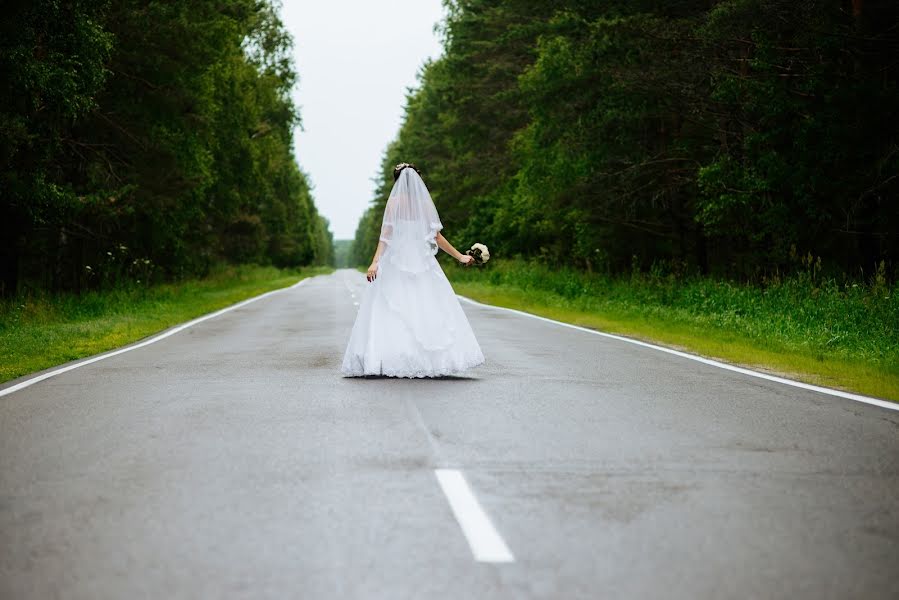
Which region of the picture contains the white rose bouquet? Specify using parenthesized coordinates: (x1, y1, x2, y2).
(467, 243, 490, 265)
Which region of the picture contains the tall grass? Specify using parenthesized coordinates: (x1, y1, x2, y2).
(444, 258, 899, 399)
(1, 263, 331, 383)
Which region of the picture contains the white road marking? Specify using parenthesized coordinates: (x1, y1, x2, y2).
(457, 295, 898, 412)
(342, 275, 357, 296)
(0, 278, 311, 398)
(434, 469, 514, 563)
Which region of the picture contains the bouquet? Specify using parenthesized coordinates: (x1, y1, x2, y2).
(466, 243, 490, 266)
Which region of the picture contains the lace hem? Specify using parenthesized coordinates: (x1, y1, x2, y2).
(341, 353, 485, 379)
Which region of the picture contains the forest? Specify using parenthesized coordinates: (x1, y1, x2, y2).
(351, 0, 898, 281)
(1, 0, 333, 298)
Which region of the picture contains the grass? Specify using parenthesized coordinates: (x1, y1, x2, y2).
(12, 257, 892, 401)
(0, 263, 332, 383)
(443, 258, 899, 401)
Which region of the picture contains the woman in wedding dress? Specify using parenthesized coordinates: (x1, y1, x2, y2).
(341, 163, 485, 378)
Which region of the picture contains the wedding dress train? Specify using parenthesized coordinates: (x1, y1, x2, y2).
(341, 168, 485, 378)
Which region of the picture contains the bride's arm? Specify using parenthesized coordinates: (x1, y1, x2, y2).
(436, 232, 474, 265)
(367, 241, 386, 281)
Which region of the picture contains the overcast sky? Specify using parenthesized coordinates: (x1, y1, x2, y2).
(280, 1, 446, 240)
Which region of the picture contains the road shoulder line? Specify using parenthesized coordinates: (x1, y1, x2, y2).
(457, 295, 897, 412)
(0, 278, 311, 398)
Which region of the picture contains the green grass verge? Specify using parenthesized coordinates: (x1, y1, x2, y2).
(443, 259, 899, 402)
(1, 264, 333, 383)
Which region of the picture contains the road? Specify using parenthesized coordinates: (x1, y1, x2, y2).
(1, 269, 897, 599)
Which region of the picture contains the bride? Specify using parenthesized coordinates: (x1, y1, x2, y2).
(341, 163, 486, 378)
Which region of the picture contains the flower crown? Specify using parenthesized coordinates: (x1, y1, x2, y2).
(394, 162, 418, 175)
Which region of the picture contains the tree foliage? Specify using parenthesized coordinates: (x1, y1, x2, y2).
(352, 0, 898, 279)
(1, 0, 332, 296)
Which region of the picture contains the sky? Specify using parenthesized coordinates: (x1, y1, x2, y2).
(280, 1, 446, 240)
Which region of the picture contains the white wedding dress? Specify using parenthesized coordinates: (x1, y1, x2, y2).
(341, 168, 485, 378)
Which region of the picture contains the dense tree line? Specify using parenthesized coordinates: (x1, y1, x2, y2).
(1, 0, 332, 296)
(352, 0, 897, 280)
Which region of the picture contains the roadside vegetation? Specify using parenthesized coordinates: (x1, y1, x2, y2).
(444, 258, 899, 401)
(0, 264, 331, 384)
(2, 1, 333, 300)
(1, 2, 336, 384)
(352, 1, 897, 280)
(348, 1, 897, 401)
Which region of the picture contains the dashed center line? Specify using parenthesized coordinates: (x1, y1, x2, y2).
(434, 469, 515, 563)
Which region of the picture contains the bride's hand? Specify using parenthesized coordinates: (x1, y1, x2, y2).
(367, 262, 378, 282)
(459, 254, 474, 267)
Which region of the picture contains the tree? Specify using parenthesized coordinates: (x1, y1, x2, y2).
(0, 0, 333, 296)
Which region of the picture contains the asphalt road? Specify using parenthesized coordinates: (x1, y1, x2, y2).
(2, 269, 897, 599)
